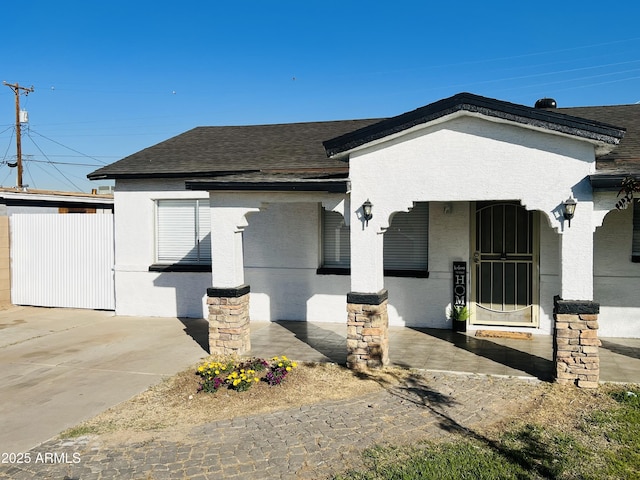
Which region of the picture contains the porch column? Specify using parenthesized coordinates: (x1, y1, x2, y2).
(207, 203, 258, 356)
(347, 290, 389, 369)
(554, 200, 600, 388)
(347, 199, 388, 370)
(207, 285, 251, 356)
(554, 298, 600, 388)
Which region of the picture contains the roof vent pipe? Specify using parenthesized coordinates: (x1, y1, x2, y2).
(535, 98, 557, 109)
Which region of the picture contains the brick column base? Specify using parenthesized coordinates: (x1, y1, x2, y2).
(554, 297, 600, 389)
(346, 290, 389, 370)
(207, 285, 251, 356)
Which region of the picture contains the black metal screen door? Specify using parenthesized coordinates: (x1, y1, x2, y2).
(472, 202, 538, 326)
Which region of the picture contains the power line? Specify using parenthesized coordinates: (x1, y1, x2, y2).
(1, 129, 14, 163)
(18, 158, 105, 167)
(26, 132, 83, 191)
(28, 129, 109, 165)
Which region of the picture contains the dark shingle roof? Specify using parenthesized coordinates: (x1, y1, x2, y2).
(323, 92, 626, 157)
(557, 104, 640, 173)
(88, 93, 639, 183)
(88, 120, 380, 180)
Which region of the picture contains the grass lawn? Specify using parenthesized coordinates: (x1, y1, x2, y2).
(333, 386, 640, 480)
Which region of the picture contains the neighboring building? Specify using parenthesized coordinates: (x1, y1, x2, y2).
(89, 92, 640, 385)
(0, 188, 114, 306)
(0, 187, 114, 216)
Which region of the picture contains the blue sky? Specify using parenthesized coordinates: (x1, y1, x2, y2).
(2, 0, 640, 192)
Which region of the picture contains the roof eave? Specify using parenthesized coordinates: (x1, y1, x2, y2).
(88, 170, 262, 181)
(590, 173, 640, 191)
(185, 179, 350, 193)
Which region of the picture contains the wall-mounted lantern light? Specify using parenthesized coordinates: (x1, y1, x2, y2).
(362, 199, 373, 226)
(563, 197, 577, 227)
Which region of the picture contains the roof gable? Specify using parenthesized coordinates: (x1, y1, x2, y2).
(323, 92, 626, 158)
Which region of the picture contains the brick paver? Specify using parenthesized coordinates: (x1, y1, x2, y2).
(0, 372, 543, 480)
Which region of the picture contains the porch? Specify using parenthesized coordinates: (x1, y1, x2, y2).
(248, 321, 640, 384)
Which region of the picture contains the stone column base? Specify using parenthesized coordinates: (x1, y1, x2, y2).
(554, 298, 600, 389)
(346, 290, 389, 370)
(207, 285, 251, 356)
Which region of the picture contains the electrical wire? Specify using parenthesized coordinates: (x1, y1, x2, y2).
(0, 168, 12, 187)
(1, 128, 15, 163)
(28, 130, 109, 165)
(23, 159, 37, 189)
(23, 159, 106, 167)
(25, 132, 83, 191)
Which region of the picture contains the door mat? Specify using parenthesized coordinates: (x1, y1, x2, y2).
(475, 330, 533, 340)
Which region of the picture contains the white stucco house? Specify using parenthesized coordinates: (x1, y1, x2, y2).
(89, 92, 640, 386)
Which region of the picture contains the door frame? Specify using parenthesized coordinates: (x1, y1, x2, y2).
(469, 201, 540, 327)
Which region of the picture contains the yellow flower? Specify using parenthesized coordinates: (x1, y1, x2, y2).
(198, 366, 204, 372)
(282, 355, 288, 361)
(292, 362, 298, 368)
(214, 370, 220, 375)
(286, 366, 291, 371)
(278, 363, 283, 367)
(254, 378, 260, 382)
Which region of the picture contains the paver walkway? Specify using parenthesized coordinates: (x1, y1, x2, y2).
(1, 372, 543, 480)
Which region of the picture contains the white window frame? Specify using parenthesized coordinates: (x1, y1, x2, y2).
(155, 199, 211, 266)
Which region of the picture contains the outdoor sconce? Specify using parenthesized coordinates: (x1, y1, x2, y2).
(362, 199, 373, 226)
(563, 197, 577, 227)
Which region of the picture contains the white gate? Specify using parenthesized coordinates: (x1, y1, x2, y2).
(10, 214, 115, 310)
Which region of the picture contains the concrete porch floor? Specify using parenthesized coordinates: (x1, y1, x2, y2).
(249, 321, 640, 384)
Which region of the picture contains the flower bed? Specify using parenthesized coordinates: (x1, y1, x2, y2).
(196, 355, 297, 393)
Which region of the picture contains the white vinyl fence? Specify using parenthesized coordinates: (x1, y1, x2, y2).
(10, 214, 115, 310)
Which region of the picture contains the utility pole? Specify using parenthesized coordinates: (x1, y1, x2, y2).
(3, 81, 34, 189)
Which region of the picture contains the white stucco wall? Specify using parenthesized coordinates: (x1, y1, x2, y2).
(243, 200, 472, 327)
(112, 179, 211, 318)
(112, 114, 640, 337)
(594, 205, 640, 337)
(539, 214, 560, 335)
(345, 113, 603, 333)
(113, 181, 479, 327)
(346, 115, 598, 304)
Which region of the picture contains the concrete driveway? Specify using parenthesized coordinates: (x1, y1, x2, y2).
(0, 306, 209, 452)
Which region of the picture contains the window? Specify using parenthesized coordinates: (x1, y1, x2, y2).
(320, 209, 350, 272)
(155, 199, 211, 267)
(319, 202, 429, 276)
(384, 202, 429, 276)
(633, 199, 640, 263)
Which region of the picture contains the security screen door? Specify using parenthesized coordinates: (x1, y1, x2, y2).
(471, 202, 539, 326)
